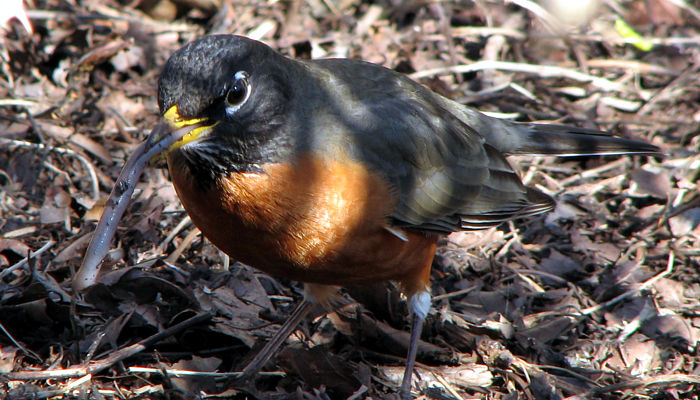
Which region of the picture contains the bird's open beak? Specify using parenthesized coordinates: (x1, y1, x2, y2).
(149, 105, 219, 162)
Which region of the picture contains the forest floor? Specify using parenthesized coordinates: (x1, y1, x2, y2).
(0, 0, 699, 399)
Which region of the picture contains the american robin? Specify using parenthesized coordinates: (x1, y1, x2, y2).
(95, 34, 660, 398)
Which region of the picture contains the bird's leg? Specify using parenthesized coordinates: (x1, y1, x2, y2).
(237, 299, 315, 381)
(236, 284, 339, 382)
(399, 290, 431, 399)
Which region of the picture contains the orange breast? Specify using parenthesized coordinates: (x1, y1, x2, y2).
(168, 153, 437, 294)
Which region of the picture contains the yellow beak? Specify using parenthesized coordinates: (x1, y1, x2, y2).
(150, 105, 219, 162)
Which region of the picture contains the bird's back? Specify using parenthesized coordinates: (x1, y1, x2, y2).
(293, 57, 659, 234)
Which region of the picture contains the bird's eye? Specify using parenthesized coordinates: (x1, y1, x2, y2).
(225, 71, 250, 112)
(226, 80, 246, 105)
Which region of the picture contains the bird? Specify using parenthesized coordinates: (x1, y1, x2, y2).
(152, 34, 659, 398)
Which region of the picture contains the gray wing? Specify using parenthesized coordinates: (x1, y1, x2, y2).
(298, 59, 554, 233)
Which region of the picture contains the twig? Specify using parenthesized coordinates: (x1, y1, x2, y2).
(26, 7, 198, 33)
(433, 285, 478, 301)
(433, 371, 464, 399)
(165, 227, 201, 264)
(127, 366, 285, 378)
(584, 59, 679, 76)
(410, 60, 627, 92)
(346, 384, 369, 400)
(0, 138, 100, 201)
(0, 99, 37, 107)
(580, 252, 675, 316)
(0, 239, 55, 280)
(506, 0, 564, 32)
(637, 63, 700, 115)
(0, 319, 42, 362)
(506, 268, 570, 285)
(570, 373, 700, 399)
(665, 0, 700, 21)
(4, 374, 94, 400)
(1, 311, 213, 380)
(538, 364, 601, 387)
(557, 158, 631, 186)
(450, 26, 700, 47)
(157, 215, 192, 253)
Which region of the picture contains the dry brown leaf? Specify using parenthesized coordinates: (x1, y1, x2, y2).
(669, 208, 700, 237)
(68, 133, 112, 164)
(279, 346, 361, 398)
(0, 346, 18, 373)
(1, 0, 696, 398)
(605, 333, 659, 375)
(170, 356, 222, 393)
(629, 168, 673, 199)
(538, 249, 583, 279)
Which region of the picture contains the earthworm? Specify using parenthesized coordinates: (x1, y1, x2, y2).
(74, 122, 200, 292)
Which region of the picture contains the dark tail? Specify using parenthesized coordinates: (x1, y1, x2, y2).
(441, 99, 661, 157)
(503, 122, 661, 156)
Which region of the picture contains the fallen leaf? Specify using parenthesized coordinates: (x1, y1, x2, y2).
(629, 168, 672, 198)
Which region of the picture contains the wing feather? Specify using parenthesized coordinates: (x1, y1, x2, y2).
(299, 58, 654, 234)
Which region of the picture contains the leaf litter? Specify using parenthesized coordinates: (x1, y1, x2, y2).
(1, 0, 699, 399)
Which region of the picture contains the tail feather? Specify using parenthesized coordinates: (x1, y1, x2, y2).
(503, 122, 661, 157)
(439, 98, 661, 157)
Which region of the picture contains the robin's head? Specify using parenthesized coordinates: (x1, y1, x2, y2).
(156, 35, 295, 184)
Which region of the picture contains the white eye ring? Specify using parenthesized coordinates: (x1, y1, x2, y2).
(225, 71, 251, 115)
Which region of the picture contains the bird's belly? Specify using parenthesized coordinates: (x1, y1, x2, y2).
(168, 153, 438, 288)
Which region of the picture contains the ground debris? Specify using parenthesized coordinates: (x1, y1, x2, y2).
(1, 0, 698, 398)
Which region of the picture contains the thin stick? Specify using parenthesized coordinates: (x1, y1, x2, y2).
(157, 215, 192, 252)
(127, 366, 284, 378)
(450, 26, 700, 47)
(410, 60, 626, 92)
(580, 252, 675, 316)
(2, 311, 212, 380)
(0, 239, 55, 280)
(0, 138, 100, 201)
(0, 320, 43, 362)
